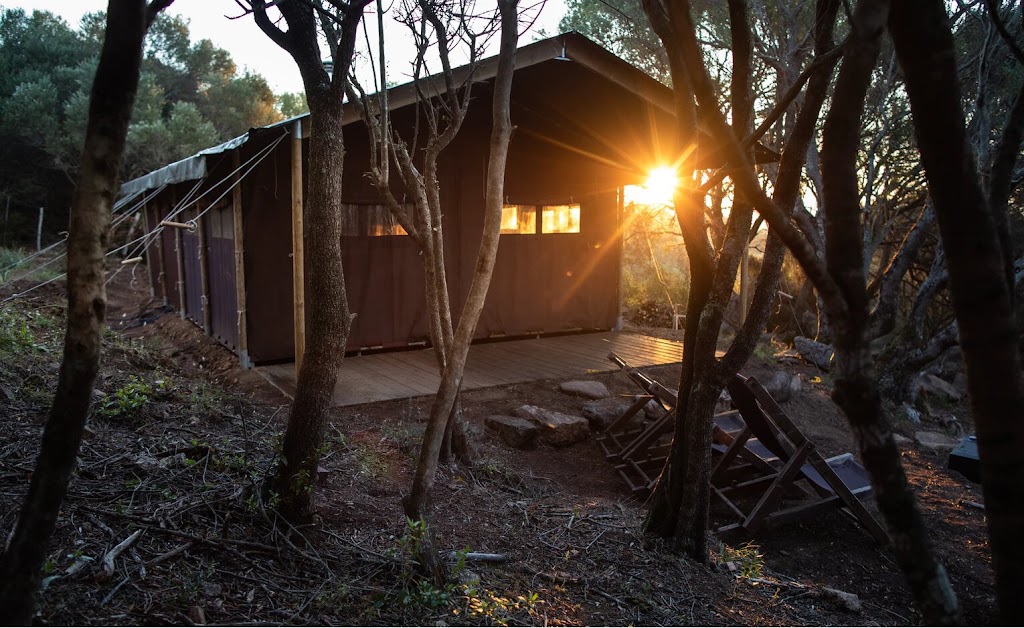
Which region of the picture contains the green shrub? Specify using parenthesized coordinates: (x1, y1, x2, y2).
(96, 375, 166, 419)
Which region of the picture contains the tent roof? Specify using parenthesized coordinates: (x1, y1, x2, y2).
(119, 32, 772, 196)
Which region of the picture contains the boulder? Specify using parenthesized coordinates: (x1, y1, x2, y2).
(581, 397, 638, 431)
(559, 380, 612, 400)
(715, 389, 733, 413)
(643, 398, 665, 419)
(793, 336, 835, 372)
(892, 433, 913, 447)
(917, 373, 962, 402)
(821, 587, 862, 613)
(902, 403, 922, 424)
(761, 371, 801, 403)
(915, 430, 959, 453)
(513, 405, 590, 447)
(952, 372, 968, 396)
(484, 415, 538, 449)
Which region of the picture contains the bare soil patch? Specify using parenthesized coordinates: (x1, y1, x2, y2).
(0, 271, 995, 625)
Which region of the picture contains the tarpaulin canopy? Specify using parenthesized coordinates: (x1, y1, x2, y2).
(119, 132, 251, 197)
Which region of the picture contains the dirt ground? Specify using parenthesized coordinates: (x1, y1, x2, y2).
(0, 271, 996, 625)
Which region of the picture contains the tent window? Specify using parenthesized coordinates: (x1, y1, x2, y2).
(501, 204, 537, 234)
(367, 204, 409, 236)
(339, 203, 410, 237)
(541, 203, 581, 234)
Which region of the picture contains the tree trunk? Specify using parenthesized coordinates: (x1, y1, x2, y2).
(250, 0, 365, 523)
(0, 1, 165, 621)
(643, 0, 840, 561)
(403, 0, 519, 584)
(889, 0, 1024, 622)
(272, 94, 353, 522)
(821, 0, 960, 622)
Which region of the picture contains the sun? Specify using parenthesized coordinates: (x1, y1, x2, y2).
(626, 166, 679, 207)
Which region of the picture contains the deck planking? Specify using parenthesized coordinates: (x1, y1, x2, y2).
(258, 331, 683, 407)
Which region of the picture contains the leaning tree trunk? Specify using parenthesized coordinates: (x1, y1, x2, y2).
(0, 0, 169, 621)
(820, 0, 961, 622)
(272, 92, 353, 521)
(889, 0, 1024, 622)
(643, 0, 840, 560)
(403, 0, 519, 584)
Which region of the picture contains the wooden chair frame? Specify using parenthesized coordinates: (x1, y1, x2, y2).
(716, 375, 890, 544)
(597, 352, 775, 496)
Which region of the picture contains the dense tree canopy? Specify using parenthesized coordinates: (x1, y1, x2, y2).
(0, 7, 292, 239)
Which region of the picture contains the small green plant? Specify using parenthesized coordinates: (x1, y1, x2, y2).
(720, 541, 765, 579)
(96, 376, 165, 419)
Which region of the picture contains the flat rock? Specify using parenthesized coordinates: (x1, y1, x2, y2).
(952, 372, 968, 395)
(581, 397, 639, 431)
(892, 433, 913, 447)
(917, 373, 962, 402)
(793, 336, 834, 372)
(513, 405, 590, 447)
(484, 415, 538, 449)
(915, 430, 959, 453)
(559, 380, 611, 399)
(821, 587, 862, 613)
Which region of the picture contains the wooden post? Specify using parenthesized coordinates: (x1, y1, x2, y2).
(615, 186, 625, 331)
(153, 199, 168, 304)
(232, 150, 250, 368)
(172, 188, 186, 319)
(141, 202, 155, 298)
(197, 206, 212, 334)
(36, 206, 43, 251)
(291, 120, 305, 376)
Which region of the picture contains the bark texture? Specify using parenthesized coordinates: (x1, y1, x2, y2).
(889, 0, 1024, 622)
(822, 0, 960, 622)
(251, 0, 367, 522)
(402, 0, 520, 583)
(641, 0, 840, 559)
(0, 0, 167, 621)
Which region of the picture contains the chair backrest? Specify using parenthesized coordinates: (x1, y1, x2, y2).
(609, 351, 678, 410)
(726, 375, 792, 459)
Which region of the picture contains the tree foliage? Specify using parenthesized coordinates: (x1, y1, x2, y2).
(0, 7, 285, 237)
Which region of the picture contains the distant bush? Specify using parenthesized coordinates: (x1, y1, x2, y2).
(625, 299, 673, 328)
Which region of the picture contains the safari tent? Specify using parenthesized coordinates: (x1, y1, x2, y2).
(121, 32, 770, 367)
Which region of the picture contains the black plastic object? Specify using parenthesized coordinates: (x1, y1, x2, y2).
(948, 435, 980, 483)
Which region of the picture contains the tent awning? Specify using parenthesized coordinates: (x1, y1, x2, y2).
(119, 133, 251, 197)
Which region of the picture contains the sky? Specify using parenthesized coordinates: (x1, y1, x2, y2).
(6, 0, 567, 94)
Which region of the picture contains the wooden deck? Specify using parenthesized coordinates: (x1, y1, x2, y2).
(258, 331, 683, 407)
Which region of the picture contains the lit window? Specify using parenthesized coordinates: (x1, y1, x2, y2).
(339, 203, 410, 236)
(541, 203, 581, 233)
(501, 204, 537, 234)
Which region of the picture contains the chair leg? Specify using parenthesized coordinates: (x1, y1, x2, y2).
(742, 441, 812, 533)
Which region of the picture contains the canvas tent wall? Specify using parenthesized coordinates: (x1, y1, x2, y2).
(125, 32, 772, 367)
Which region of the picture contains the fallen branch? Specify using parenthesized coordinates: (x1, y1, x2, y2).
(99, 529, 143, 580)
(149, 541, 193, 565)
(450, 551, 510, 563)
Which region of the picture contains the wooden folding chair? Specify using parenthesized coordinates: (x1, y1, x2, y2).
(716, 375, 890, 544)
(597, 352, 772, 496)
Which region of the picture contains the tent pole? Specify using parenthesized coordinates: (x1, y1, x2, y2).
(232, 150, 250, 368)
(197, 205, 212, 335)
(141, 201, 155, 298)
(291, 120, 305, 376)
(171, 186, 186, 318)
